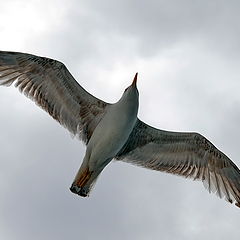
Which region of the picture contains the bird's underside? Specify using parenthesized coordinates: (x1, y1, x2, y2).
(0, 51, 240, 208)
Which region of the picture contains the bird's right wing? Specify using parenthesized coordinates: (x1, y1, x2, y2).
(116, 119, 240, 207)
(0, 51, 110, 144)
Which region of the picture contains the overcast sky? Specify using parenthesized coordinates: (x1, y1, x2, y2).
(1, 0, 240, 239)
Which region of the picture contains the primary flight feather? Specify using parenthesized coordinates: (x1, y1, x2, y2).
(0, 51, 240, 208)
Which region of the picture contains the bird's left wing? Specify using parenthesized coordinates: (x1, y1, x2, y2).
(0, 51, 110, 144)
(116, 119, 240, 207)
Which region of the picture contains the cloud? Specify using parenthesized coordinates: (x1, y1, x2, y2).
(73, 0, 240, 58)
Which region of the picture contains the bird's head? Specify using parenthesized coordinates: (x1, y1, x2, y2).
(121, 72, 139, 100)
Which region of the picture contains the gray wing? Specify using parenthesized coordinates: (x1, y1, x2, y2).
(116, 119, 240, 208)
(0, 51, 109, 144)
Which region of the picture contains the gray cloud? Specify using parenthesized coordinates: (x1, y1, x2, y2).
(70, 0, 240, 58)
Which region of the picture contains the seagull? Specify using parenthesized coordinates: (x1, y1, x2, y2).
(0, 51, 240, 208)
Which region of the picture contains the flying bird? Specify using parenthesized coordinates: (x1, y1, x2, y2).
(0, 51, 240, 208)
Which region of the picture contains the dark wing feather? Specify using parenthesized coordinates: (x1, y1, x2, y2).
(116, 119, 240, 208)
(0, 51, 109, 144)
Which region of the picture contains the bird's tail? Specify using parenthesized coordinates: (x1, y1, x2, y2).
(70, 167, 93, 197)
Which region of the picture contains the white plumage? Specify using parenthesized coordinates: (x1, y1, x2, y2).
(0, 51, 240, 208)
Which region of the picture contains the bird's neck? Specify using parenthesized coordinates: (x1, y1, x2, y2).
(115, 94, 139, 118)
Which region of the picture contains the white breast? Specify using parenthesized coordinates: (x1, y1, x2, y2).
(87, 99, 138, 162)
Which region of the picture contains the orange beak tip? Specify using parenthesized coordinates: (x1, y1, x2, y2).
(132, 72, 138, 86)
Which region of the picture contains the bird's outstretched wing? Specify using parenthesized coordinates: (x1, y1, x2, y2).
(116, 119, 240, 207)
(0, 51, 109, 144)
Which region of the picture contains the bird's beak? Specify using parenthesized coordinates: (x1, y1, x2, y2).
(131, 72, 138, 87)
